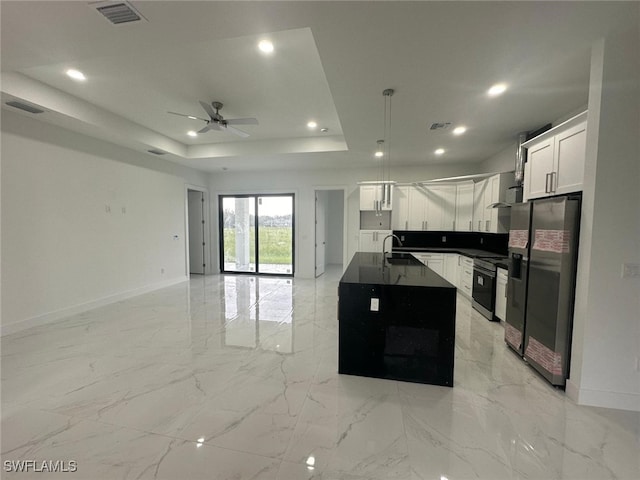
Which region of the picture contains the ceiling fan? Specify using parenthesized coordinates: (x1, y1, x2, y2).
(169, 101, 258, 137)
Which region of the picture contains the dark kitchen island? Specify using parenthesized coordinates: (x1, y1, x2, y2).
(338, 252, 456, 387)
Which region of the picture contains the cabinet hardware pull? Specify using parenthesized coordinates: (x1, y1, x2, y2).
(478, 220, 481, 230)
(405, 220, 408, 230)
(551, 172, 557, 193)
(469, 220, 472, 230)
(486, 220, 490, 231)
(545, 173, 551, 193)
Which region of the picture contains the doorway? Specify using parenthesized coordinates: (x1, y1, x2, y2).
(219, 194, 295, 276)
(187, 189, 207, 275)
(314, 189, 345, 277)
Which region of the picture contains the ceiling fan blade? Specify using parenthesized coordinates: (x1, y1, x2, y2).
(197, 124, 212, 134)
(168, 111, 209, 123)
(198, 100, 217, 119)
(225, 117, 259, 126)
(224, 124, 250, 138)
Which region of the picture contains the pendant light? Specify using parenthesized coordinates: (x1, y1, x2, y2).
(380, 88, 394, 213)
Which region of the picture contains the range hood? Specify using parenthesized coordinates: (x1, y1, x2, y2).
(487, 186, 523, 208)
(488, 131, 528, 208)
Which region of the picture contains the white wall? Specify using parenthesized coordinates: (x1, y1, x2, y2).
(1, 111, 209, 335)
(208, 162, 479, 278)
(568, 26, 640, 411)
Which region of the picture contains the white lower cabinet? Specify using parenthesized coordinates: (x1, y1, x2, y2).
(458, 256, 474, 298)
(443, 253, 459, 286)
(412, 253, 444, 277)
(359, 230, 392, 252)
(495, 267, 508, 321)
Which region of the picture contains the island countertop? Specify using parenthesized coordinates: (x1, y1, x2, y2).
(338, 252, 457, 386)
(339, 252, 454, 289)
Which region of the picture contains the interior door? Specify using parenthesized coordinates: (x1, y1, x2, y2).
(188, 190, 205, 274)
(315, 191, 327, 277)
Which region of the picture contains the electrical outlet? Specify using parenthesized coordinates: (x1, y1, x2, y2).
(622, 263, 640, 278)
(400, 235, 405, 242)
(442, 236, 447, 243)
(370, 298, 379, 312)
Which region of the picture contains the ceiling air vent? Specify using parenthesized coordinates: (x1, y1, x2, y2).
(91, 1, 146, 25)
(147, 149, 166, 156)
(430, 122, 451, 131)
(5, 101, 44, 114)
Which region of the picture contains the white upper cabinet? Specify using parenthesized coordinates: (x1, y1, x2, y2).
(391, 185, 410, 230)
(472, 174, 512, 233)
(425, 184, 457, 231)
(473, 179, 487, 232)
(408, 187, 428, 230)
(523, 111, 587, 201)
(359, 184, 393, 211)
(455, 181, 474, 232)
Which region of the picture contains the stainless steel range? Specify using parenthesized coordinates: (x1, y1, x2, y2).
(472, 256, 507, 321)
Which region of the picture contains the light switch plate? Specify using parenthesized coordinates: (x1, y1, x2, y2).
(370, 298, 379, 312)
(622, 263, 640, 278)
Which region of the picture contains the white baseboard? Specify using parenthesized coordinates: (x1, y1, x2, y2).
(1, 276, 188, 337)
(566, 379, 640, 412)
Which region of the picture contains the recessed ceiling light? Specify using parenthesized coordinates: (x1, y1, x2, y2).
(452, 126, 467, 135)
(488, 83, 507, 96)
(320, 127, 329, 133)
(187, 131, 198, 137)
(66, 69, 86, 81)
(307, 121, 317, 129)
(258, 40, 274, 54)
(187, 116, 197, 120)
(375, 151, 384, 158)
(435, 148, 445, 155)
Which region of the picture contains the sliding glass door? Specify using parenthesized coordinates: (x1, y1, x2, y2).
(220, 194, 294, 275)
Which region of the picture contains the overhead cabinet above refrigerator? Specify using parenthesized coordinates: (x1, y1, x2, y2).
(522, 111, 587, 201)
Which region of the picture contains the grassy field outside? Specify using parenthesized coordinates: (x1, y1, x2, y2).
(223, 227, 292, 265)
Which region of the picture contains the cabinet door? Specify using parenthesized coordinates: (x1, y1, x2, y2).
(426, 258, 444, 277)
(408, 187, 427, 230)
(359, 185, 378, 210)
(455, 182, 474, 231)
(473, 180, 487, 232)
(553, 121, 586, 195)
(438, 185, 457, 231)
(392, 186, 410, 230)
(358, 231, 375, 252)
(425, 186, 455, 231)
(525, 138, 555, 200)
(444, 254, 458, 286)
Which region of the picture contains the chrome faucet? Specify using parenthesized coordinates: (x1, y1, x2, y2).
(382, 234, 403, 256)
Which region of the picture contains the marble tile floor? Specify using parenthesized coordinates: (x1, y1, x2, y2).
(1, 266, 639, 479)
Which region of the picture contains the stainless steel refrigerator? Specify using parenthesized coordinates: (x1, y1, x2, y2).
(505, 195, 581, 387)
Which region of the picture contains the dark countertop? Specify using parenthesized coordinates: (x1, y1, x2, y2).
(393, 246, 507, 259)
(340, 252, 454, 289)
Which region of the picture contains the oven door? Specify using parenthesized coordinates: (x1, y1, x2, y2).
(472, 264, 497, 320)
